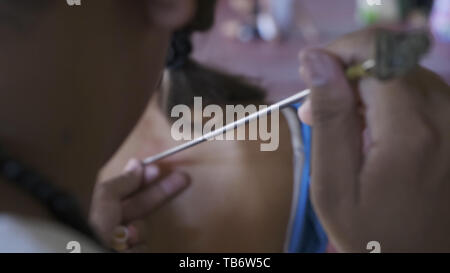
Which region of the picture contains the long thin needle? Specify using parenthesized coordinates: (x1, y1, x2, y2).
(143, 89, 311, 165)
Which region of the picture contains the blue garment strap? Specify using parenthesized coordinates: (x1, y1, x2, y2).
(287, 104, 328, 253)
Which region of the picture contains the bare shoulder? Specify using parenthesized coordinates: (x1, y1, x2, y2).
(144, 111, 295, 252)
(100, 102, 297, 252)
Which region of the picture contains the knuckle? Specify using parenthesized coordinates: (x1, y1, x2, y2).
(100, 180, 118, 198)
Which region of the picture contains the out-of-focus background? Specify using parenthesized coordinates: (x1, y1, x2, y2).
(192, 0, 450, 102)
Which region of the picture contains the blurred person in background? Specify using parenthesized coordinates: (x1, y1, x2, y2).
(222, 0, 319, 43)
(356, 0, 434, 27)
(0, 0, 199, 252)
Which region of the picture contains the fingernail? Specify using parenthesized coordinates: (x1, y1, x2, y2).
(298, 99, 313, 125)
(301, 50, 332, 87)
(161, 173, 189, 194)
(144, 165, 160, 182)
(124, 159, 140, 173)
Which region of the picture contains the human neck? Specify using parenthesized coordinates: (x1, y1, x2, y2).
(0, 132, 98, 221)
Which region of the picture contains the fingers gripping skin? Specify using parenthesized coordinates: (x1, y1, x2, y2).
(90, 159, 190, 250)
(122, 172, 190, 223)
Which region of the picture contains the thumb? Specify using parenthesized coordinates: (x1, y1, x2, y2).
(299, 49, 363, 208)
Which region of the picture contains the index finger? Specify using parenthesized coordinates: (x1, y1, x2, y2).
(101, 159, 149, 200)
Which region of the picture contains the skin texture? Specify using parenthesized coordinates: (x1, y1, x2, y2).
(298, 28, 450, 252)
(0, 0, 195, 248)
(99, 96, 294, 252)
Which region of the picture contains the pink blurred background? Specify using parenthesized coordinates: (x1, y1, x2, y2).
(193, 0, 450, 102)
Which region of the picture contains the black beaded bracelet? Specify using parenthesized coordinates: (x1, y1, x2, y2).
(0, 146, 98, 242)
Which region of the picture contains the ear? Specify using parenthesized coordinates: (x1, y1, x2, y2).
(147, 0, 197, 30)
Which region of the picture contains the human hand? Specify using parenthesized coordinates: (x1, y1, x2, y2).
(89, 159, 190, 252)
(298, 28, 450, 252)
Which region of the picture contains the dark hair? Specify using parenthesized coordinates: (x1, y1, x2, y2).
(161, 0, 266, 118)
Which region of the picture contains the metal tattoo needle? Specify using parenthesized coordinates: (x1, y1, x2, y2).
(143, 89, 311, 165)
(143, 59, 377, 165)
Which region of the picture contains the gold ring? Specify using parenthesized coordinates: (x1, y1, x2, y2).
(112, 225, 129, 252)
